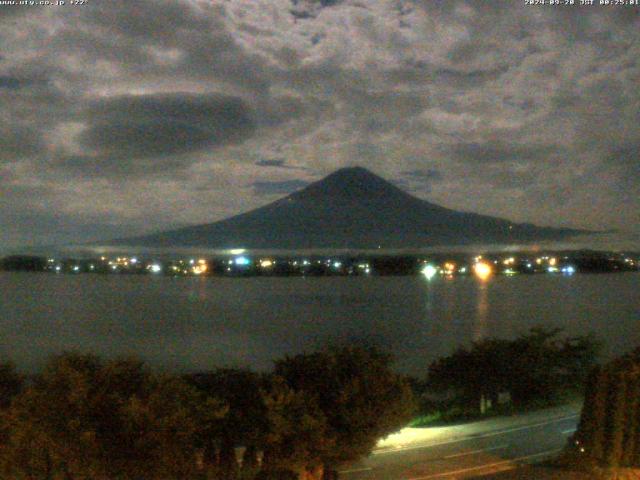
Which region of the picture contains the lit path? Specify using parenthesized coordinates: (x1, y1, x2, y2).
(338, 403, 581, 479)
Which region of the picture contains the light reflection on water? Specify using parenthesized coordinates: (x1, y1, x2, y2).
(474, 283, 489, 342)
(0, 272, 638, 376)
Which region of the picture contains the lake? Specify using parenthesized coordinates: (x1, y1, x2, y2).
(1, 272, 638, 376)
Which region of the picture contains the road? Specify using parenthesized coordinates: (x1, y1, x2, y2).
(338, 404, 581, 479)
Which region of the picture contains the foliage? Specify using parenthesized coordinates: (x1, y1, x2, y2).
(0, 347, 417, 479)
(186, 368, 269, 470)
(427, 327, 600, 409)
(0, 353, 226, 480)
(274, 345, 417, 468)
(0, 361, 23, 410)
(260, 375, 332, 475)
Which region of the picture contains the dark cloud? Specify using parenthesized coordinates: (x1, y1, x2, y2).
(0, 76, 24, 89)
(290, 0, 344, 20)
(446, 142, 557, 165)
(251, 179, 309, 196)
(81, 93, 254, 155)
(52, 93, 256, 177)
(255, 159, 310, 172)
(255, 159, 287, 168)
(433, 66, 510, 87)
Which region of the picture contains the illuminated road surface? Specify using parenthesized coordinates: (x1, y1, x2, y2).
(339, 404, 580, 479)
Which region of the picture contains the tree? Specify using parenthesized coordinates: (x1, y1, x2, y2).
(260, 376, 332, 477)
(274, 345, 416, 477)
(428, 327, 600, 410)
(186, 368, 269, 473)
(0, 362, 23, 410)
(0, 352, 226, 480)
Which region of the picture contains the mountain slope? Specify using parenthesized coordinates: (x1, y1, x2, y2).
(110, 167, 586, 249)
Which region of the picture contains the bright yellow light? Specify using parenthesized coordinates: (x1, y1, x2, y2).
(260, 259, 274, 268)
(549, 257, 557, 266)
(198, 259, 207, 265)
(503, 257, 515, 265)
(443, 262, 456, 274)
(473, 261, 492, 280)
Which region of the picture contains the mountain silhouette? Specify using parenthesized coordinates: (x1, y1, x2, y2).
(110, 167, 587, 249)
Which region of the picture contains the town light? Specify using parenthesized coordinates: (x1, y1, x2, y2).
(422, 264, 438, 280)
(235, 256, 250, 266)
(473, 261, 492, 280)
(192, 263, 208, 275)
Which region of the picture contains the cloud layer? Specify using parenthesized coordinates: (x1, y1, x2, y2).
(0, 0, 638, 249)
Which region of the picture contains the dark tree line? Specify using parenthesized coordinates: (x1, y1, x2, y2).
(0, 346, 416, 480)
(426, 327, 600, 412)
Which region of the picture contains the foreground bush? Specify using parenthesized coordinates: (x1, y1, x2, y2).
(0, 353, 226, 479)
(0, 346, 415, 480)
(273, 345, 417, 478)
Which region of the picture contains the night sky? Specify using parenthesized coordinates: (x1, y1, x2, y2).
(0, 1, 638, 250)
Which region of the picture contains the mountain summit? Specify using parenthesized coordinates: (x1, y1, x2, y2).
(290, 166, 411, 201)
(110, 167, 586, 249)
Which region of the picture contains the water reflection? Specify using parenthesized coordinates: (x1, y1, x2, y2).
(474, 282, 489, 342)
(0, 272, 638, 376)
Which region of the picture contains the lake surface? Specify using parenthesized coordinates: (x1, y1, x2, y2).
(1, 272, 638, 376)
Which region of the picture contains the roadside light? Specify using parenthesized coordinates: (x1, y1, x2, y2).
(149, 264, 162, 273)
(260, 259, 274, 268)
